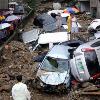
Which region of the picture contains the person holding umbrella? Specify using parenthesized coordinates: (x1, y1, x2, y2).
(67, 14, 71, 40)
(71, 13, 79, 33)
(67, 13, 79, 33)
(55, 13, 62, 32)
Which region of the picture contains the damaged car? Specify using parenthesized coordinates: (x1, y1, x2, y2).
(88, 19, 100, 32)
(70, 38, 100, 82)
(36, 45, 71, 92)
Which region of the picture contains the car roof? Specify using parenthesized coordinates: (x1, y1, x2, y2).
(38, 32, 68, 44)
(47, 45, 70, 59)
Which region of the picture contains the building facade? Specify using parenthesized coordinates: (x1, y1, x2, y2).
(78, 0, 90, 12)
(90, 0, 100, 18)
(0, 0, 9, 10)
(78, 0, 100, 18)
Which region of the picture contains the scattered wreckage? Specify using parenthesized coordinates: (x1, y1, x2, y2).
(33, 11, 81, 32)
(21, 11, 100, 92)
(36, 45, 71, 92)
(35, 39, 100, 90)
(70, 38, 100, 82)
(22, 28, 41, 51)
(88, 19, 100, 32)
(22, 29, 100, 91)
(87, 19, 100, 40)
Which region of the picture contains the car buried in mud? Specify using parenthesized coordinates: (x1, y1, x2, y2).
(36, 45, 71, 92)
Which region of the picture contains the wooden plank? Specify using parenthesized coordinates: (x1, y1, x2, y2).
(81, 92, 100, 96)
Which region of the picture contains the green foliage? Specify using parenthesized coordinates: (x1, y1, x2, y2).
(67, 0, 78, 7)
(24, 0, 37, 9)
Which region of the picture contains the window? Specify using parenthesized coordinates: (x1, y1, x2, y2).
(84, 51, 100, 76)
(41, 57, 69, 72)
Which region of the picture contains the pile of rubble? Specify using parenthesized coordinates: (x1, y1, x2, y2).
(0, 37, 100, 100)
(77, 13, 93, 32)
(0, 41, 37, 99)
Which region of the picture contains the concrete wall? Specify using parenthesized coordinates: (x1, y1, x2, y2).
(90, 0, 100, 18)
(97, 8, 100, 18)
(0, 0, 9, 10)
(90, 0, 98, 7)
(80, 1, 90, 12)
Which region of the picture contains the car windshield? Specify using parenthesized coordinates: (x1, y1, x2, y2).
(84, 51, 100, 76)
(40, 57, 69, 72)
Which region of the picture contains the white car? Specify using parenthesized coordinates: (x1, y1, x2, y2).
(36, 45, 71, 91)
(70, 38, 100, 82)
(88, 19, 100, 31)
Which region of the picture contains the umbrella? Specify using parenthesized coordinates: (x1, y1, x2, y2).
(5, 15, 20, 22)
(0, 23, 11, 30)
(64, 7, 79, 14)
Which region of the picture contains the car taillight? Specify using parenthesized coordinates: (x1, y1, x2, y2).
(81, 48, 95, 52)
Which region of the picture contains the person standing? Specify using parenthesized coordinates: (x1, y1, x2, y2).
(67, 14, 72, 33)
(71, 13, 79, 33)
(67, 14, 72, 40)
(11, 75, 31, 100)
(56, 13, 62, 32)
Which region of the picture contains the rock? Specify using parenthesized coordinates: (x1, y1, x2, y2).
(0, 95, 3, 100)
(53, 2, 61, 10)
(0, 85, 11, 92)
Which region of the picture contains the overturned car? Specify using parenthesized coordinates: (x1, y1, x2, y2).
(70, 38, 100, 82)
(36, 45, 71, 92)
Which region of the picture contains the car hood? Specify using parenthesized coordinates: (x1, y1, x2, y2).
(36, 69, 69, 85)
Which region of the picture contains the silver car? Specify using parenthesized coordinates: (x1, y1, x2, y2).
(70, 39, 100, 82)
(36, 45, 71, 91)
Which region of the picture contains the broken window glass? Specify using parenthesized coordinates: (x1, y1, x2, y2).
(40, 57, 69, 72)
